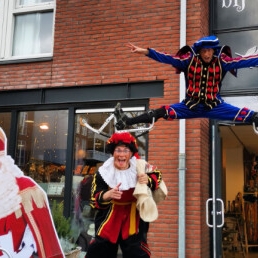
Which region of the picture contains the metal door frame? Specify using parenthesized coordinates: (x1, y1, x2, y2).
(206, 120, 224, 258)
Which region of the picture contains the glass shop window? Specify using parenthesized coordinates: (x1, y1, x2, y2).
(72, 107, 147, 252)
(0, 112, 12, 142)
(16, 110, 68, 199)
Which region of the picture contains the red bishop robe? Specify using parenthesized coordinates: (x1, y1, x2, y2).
(0, 176, 64, 258)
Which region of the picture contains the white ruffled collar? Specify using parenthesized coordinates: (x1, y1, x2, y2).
(99, 156, 137, 191)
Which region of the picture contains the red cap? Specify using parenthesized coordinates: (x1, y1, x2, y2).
(106, 132, 138, 155)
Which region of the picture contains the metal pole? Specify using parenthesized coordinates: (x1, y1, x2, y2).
(178, 152, 186, 257)
(212, 125, 217, 258)
(178, 0, 187, 257)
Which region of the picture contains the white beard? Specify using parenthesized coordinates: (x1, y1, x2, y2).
(0, 155, 23, 219)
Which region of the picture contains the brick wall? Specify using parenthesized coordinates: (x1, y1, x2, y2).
(0, 0, 211, 257)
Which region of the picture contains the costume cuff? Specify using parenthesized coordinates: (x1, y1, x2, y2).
(95, 191, 111, 208)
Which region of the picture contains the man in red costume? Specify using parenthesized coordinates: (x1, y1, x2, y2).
(86, 132, 167, 258)
(0, 127, 64, 258)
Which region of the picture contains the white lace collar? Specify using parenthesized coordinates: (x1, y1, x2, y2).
(99, 156, 137, 191)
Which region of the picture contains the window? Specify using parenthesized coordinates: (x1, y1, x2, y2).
(72, 107, 148, 252)
(15, 110, 68, 197)
(0, 112, 12, 141)
(0, 0, 55, 62)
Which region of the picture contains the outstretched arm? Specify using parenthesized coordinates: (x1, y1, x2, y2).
(126, 42, 190, 71)
(126, 42, 149, 55)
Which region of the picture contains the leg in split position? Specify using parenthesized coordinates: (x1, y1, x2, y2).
(114, 103, 168, 130)
(123, 36, 258, 133)
(114, 102, 258, 132)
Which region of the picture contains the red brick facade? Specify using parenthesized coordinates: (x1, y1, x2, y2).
(0, 1, 211, 257)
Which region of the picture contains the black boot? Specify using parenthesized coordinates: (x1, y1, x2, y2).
(114, 103, 129, 130)
(251, 112, 258, 127)
(126, 107, 168, 125)
(114, 103, 167, 130)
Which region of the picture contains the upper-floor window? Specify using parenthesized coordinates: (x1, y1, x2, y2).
(0, 0, 55, 62)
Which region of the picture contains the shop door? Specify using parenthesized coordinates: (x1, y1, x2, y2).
(220, 122, 258, 257)
(206, 120, 224, 258)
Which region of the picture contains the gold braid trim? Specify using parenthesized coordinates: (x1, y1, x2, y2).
(15, 186, 47, 218)
(112, 200, 137, 235)
(27, 211, 46, 258)
(15, 186, 48, 257)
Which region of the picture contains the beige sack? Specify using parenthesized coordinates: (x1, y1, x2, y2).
(133, 159, 167, 222)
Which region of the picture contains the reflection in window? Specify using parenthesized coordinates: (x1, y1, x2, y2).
(16, 110, 68, 196)
(72, 108, 147, 252)
(0, 113, 12, 143)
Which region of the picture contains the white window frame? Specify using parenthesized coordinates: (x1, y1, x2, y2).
(0, 0, 56, 62)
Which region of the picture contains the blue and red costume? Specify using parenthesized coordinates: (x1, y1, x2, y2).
(114, 36, 258, 130)
(147, 36, 258, 123)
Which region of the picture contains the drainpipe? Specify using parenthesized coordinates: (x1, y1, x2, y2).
(178, 0, 186, 257)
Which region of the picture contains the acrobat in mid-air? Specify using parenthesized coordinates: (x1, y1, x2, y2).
(114, 35, 258, 131)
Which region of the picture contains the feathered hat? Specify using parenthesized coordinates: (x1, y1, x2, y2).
(106, 132, 138, 155)
(192, 35, 220, 52)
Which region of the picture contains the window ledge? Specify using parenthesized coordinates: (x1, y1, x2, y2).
(0, 56, 53, 65)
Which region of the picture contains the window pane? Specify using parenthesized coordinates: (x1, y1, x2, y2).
(19, 0, 53, 6)
(12, 12, 53, 56)
(16, 110, 68, 197)
(0, 113, 12, 143)
(72, 109, 147, 252)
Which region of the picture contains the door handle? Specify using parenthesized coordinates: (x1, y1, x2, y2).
(216, 198, 224, 227)
(206, 198, 224, 228)
(206, 198, 213, 227)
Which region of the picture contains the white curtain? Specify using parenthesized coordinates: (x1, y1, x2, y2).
(12, 13, 41, 56)
(13, 0, 54, 56)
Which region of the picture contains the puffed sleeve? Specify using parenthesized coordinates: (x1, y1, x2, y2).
(90, 171, 112, 209)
